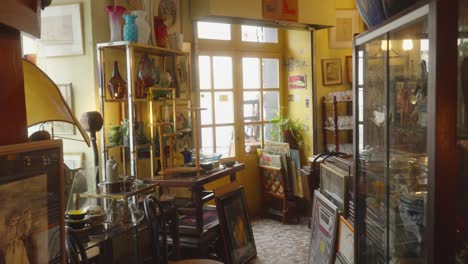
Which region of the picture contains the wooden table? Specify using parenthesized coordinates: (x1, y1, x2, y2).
(143, 163, 245, 236)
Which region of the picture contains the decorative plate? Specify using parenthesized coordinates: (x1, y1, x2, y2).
(158, 0, 177, 27)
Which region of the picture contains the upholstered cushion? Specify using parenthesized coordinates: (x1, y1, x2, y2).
(170, 259, 223, 264)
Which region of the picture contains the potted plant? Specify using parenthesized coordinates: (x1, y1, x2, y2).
(270, 111, 304, 149)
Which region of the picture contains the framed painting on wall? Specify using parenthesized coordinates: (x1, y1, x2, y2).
(322, 58, 343, 86)
(40, 3, 83, 57)
(0, 140, 65, 263)
(328, 10, 359, 49)
(215, 182, 257, 264)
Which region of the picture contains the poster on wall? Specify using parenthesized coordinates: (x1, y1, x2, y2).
(262, 0, 298, 22)
(288, 75, 306, 89)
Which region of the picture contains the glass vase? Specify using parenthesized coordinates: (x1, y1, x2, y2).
(107, 61, 127, 99)
(154, 16, 168, 48)
(131, 10, 151, 45)
(105, 5, 126, 42)
(123, 14, 138, 42)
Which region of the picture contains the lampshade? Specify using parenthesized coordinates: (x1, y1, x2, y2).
(22, 59, 91, 146)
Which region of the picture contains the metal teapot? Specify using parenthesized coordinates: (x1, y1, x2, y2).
(105, 156, 119, 183)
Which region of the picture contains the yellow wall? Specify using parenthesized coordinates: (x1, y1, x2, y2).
(284, 29, 313, 162)
(314, 0, 364, 154)
(36, 0, 98, 168)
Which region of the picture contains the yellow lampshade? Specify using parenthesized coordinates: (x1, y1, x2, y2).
(22, 59, 90, 146)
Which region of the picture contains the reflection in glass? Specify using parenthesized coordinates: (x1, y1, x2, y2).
(200, 92, 212, 125)
(214, 92, 234, 124)
(213, 56, 233, 89)
(243, 58, 260, 89)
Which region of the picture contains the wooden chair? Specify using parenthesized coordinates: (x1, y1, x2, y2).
(143, 194, 222, 264)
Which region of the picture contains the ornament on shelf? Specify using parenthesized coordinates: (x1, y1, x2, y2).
(131, 10, 151, 45)
(107, 61, 127, 99)
(105, 5, 127, 42)
(123, 14, 138, 42)
(154, 16, 168, 48)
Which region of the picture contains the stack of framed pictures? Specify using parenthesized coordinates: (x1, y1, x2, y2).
(308, 190, 355, 264)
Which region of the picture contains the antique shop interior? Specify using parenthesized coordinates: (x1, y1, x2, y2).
(0, 0, 467, 263)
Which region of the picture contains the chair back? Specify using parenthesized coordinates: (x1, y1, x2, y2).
(65, 226, 89, 264)
(144, 194, 169, 264)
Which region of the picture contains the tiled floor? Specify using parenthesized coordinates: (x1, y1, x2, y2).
(249, 218, 310, 264)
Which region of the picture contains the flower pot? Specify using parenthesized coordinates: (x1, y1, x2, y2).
(282, 129, 299, 150)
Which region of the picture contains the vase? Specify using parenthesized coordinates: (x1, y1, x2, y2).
(105, 5, 126, 42)
(107, 61, 127, 99)
(135, 53, 153, 98)
(123, 14, 138, 42)
(154, 16, 168, 48)
(131, 10, 151, 45)
(159, 58, 172, 88)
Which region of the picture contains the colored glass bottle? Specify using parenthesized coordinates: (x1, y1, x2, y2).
(105, 5, 126, 42)
(123, 14, 138, 42)
(107, 61, 127, 99)
(154, 16, 168, 48)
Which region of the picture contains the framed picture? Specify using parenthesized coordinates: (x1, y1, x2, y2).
(322, 58, 342, 86)
(0, 140, 65, 263)
(215, 182, 257, 264)
(328, 10, 359, 49)
(40, 4, 83, 57)
(346, 56, 353, 84)
(320, 162, 348, 214)
(54, 83, 75, 135)
(63, 152, 83, 170)
(308, 190, 339, 264)
(337, 216, 354, 264)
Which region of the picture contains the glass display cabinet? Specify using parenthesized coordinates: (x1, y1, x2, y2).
(353, 1, 459, 263)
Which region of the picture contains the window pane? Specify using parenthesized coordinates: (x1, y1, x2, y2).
(242, 58, 260, 89)
(243, 92, 261, 123)
(201, 127, 213, 153)
(263, 123, 275, 142)
(241, 26, 278, 43)
(214, 92, 234, 124)
(263, 91, 279, 120)
(198, 56, 211, 89)
(216, 126, 234, 157)
(262, 58, 279, 88)
(197, 22, 231, 40)
(244, 124, 262, 146)
(213, 56, 233, 89)
(200, 92, 212, 125)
